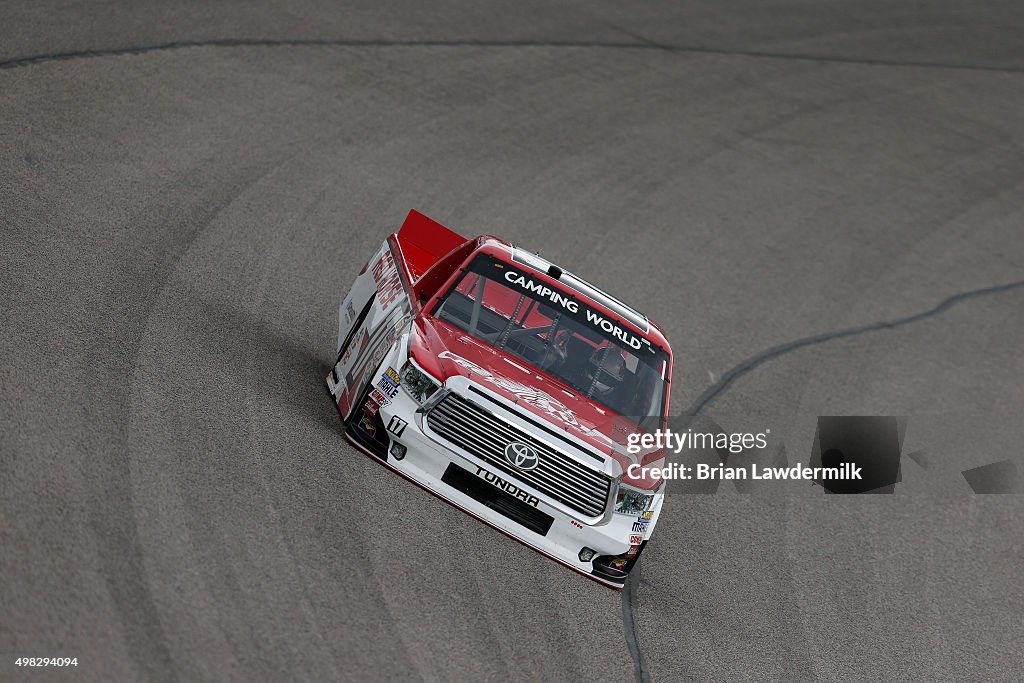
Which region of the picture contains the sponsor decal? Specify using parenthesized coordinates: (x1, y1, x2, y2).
(344, 298, 357, 326)
(501, 268, 643, 350)
(629, 534, 644, 545)
(610, 558, 628, 569)
(371, 247, 404, 309)
(387, 415, 407, 438)
(626, 544, 641, 557)
(631, 519, 649, 533)
(437, 350, 580, 428)
(503, 271, 580, 313)
(369, 388, 391, 408)
(503, 441, 540, 471)
(360, 415, 377, 436)
(570, 520, 583, 529)
(641, 510, 654, 520)
(376, 369, 400, 399)
(363, 398, 379, 416)
(474, 465, 540, 507)
(582, 309, 643, 350)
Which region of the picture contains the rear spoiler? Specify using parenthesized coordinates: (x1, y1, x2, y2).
(394, 210, 467, 282)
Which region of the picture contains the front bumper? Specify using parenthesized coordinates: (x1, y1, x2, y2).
(334, 354, 663, 589)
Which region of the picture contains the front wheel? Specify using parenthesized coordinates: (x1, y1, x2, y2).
(345, 386, 391, 459)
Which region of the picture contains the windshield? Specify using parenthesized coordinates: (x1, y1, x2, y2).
(431, 254, 669, 431)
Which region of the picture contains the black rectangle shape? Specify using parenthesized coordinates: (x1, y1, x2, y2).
(815, 416, 901, 493)
(441, 463, 554, 536)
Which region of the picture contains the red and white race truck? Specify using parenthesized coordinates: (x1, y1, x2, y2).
(327, 211, 672, 588)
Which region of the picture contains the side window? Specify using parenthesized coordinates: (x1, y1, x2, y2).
(414, 241, 475, 302)
(455, 272, 481, 296)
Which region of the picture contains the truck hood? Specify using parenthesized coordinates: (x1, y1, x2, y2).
(409, 316, 664, 488)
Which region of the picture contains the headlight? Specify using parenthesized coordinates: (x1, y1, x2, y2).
(614, 485, 654, 515)
(400, 359, 441, 404)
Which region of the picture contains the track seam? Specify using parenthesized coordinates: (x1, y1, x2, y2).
(2, 37, 1024, 73)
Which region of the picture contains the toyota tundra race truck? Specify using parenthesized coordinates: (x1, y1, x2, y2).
(326, 210, 672, 588)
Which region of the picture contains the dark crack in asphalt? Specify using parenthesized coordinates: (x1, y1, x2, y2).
(621, 565, 651, 683)
(687, 279, 1024, 417)
(4, 37, 1024, 73)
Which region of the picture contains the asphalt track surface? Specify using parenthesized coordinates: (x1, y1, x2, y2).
(3, 2, 1024, 681)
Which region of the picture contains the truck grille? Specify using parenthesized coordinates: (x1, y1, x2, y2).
(426, 392, 612, 518)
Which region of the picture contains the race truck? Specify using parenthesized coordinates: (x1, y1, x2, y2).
(326, 210, 672, 588)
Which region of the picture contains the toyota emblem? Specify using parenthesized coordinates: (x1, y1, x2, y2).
(503, 441, 540, 471)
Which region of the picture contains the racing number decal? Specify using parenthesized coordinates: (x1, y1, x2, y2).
(387, 416, 408, 437)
